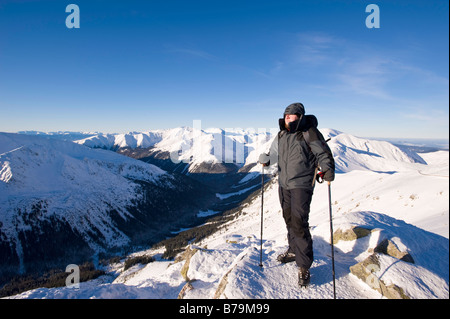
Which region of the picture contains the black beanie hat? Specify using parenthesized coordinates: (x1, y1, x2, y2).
(284, 103, 305, 117)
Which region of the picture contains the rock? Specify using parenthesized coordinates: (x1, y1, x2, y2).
(373, 239, 414, 263)
(333, 226, 372, 243)
(177, 280, 195, 299)
(179, 246, 199, 282)
(350, 254, 410, 299)
(214, 269, 231, 299)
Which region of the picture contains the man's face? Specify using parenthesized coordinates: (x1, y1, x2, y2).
(284, 114, 299, 124)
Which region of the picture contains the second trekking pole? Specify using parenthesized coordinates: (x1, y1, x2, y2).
(328, 181, 336, 299)
(259, 164, 264, 268)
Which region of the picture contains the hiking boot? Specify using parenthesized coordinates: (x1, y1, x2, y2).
(298, 267, 311, 287)
(277, 250, 296, 263)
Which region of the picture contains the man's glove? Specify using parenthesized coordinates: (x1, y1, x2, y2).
(258, 153, 270, 166)
(323, 169, 335, 182)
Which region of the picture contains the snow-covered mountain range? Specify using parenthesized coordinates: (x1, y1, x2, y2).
(74, 127, 426, 174)
(0, 132, 217, 277)
(1, 127, 448, 299)
(75, 127, 273, 174)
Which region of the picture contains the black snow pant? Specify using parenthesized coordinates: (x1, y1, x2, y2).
(279, 186, 314, 269)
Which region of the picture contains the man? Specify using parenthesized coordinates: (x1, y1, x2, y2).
(259, 102, 335, 287)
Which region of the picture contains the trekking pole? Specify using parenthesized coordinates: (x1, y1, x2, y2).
(328, 181, 336, 299)
(259, 164, 264, 268)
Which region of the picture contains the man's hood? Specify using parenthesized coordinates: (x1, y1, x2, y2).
(279, 114, 318, 133)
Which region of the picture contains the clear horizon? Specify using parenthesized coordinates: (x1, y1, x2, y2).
(0, 0, 448, 139)
(7, 128, 449, 150)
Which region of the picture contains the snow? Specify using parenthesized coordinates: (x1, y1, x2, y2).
(76, 127, 274, 171)
(197, 210, 220, 218)
(76, 127, 428, 176)
(0, 132, 171, 267)
(216, 184, 260, 200)
(3, 130, 449, 299)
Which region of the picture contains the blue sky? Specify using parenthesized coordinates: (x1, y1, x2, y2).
(0, 0, 448, 139)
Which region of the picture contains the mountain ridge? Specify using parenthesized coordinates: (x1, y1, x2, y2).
(75, 127, 426, 174)
(0, 132, 216, 278)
